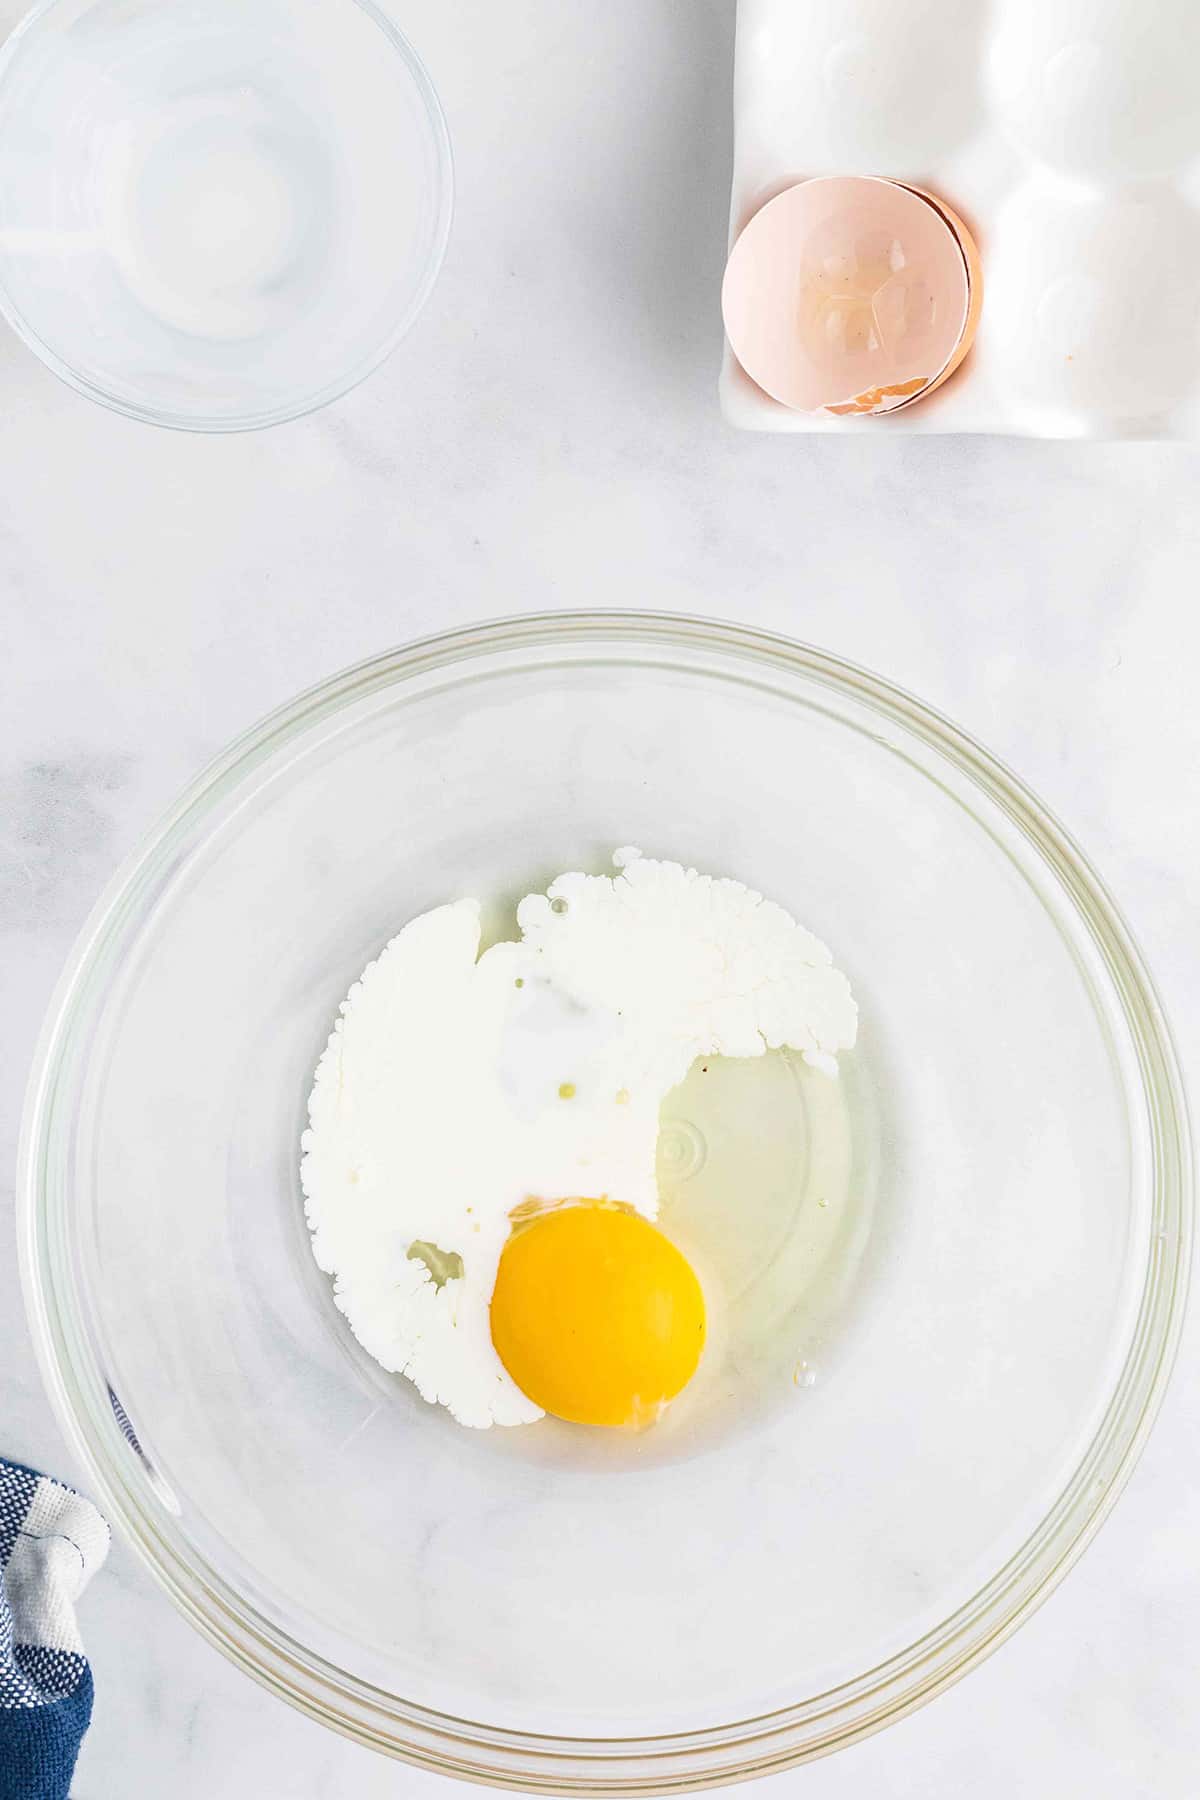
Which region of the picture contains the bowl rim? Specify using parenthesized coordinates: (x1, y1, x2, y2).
(18, 611, 1194, 1791)
(0, 0, 454, 433)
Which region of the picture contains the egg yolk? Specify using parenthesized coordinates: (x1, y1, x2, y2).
(490, 1203, 706, 1429)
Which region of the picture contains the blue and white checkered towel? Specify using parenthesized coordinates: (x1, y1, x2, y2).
(1, 1460, 108, 1800)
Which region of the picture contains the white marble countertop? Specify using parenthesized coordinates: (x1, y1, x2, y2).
(1, 2, 1197, 1795)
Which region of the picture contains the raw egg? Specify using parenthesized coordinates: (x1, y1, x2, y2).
(302, 850, 855, 1429)
(722, 175, 982, 416)
(490, 1203, 707, 1428)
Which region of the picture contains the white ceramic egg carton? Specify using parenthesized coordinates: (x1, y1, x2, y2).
(721, 0, 1200, 439)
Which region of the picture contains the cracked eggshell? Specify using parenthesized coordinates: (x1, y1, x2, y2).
(722, 176, 980, 416)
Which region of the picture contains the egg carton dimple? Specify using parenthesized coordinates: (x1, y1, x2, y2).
(721, 0, 1200, 439)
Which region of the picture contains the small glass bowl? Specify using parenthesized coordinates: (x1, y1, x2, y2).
(0, 0, 452, 430)
(19, 615, 1191, 1790)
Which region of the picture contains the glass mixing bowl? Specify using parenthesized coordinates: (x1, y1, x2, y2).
(0, 0, 451, 430)
(19, 615, 1191, 1790)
